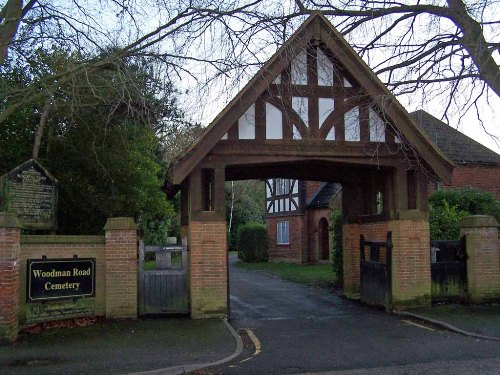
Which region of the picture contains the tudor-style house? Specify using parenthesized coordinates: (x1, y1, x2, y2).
(264, 111, 499, 265)
(265, 178, 342, 263)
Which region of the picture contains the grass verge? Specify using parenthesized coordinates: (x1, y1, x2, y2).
(236, 261, 336, 288)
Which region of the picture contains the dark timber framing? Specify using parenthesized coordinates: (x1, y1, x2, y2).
(170, 12, 455, 318)
(171, 13, 453, 186)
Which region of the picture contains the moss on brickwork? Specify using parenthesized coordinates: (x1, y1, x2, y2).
(392, 293, 431, 310)
(0, 212, 21, 228)
(0, 323, 18, 344)
(460, 215, 499, 228)
(21, 235, 105, 244)
(191, 286, 227, 319)
(103, 217, 137, 230)
(343, 285, 360, 300)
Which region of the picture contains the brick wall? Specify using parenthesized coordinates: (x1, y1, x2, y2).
(343, 222, 390, 298)
(461, 216, 500, 302)
(267, 215, 306, 263)
(389, 219, 431, 308)
(189, 220, 227, 319)
(343, 223, 360, 298)
(104, 218, 137, 319)
(428, 165, 500, 199)
(1, 216, 139, 343)
(360, 222, 389, 263)
(0, 214, 21, 344)
(19, 236, 106, 325)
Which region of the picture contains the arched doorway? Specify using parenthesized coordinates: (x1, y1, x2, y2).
(318, 218, 329, 261)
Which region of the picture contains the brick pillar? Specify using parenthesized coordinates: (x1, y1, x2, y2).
(389, 219, 431, 309)
(460, 215, 500, 303)
(189, 220, 227, 319)
(0, 212, 22, 344)
(104, 217, 137, 319)
(343, 223, 360, 298)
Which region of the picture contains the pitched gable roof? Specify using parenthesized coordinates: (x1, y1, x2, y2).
(171, 12, 453, 185)
(411, 110, 500, 166)
(306, 182, 341, 209)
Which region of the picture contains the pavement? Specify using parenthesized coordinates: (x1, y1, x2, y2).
(0, 318, 241, 375)
(2, 255, 500, 374)
(402, 303, 500, 341)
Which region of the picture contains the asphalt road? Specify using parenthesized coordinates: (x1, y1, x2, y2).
(221, 255, 500, 375)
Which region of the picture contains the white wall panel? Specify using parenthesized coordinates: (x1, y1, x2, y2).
(345, 106, 360, 141)
(292, 96, 309, 127)
(238, 103, 256, 139)
(293, 125, 302, 140)
(369, 108, 385, 142)
(326, 127, 336, 140)
(317, 48, 334, 86)
(266, 102, 283, 139)
(343, 77, 353, 87)
(291, 50, 308, 85)
(318, 98, 334, 128)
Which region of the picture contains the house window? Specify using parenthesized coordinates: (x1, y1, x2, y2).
(277, 221, 290, 244)
(376, 191, 383, 214)
(275, 179, 290, 195)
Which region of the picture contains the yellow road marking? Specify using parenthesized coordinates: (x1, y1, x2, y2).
(237, 328, 262, 364)
(403, 319, 436, 332)
(245, 329, 262, 356)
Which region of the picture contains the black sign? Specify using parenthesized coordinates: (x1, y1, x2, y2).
(27, 258, 96, 302)
(0, 159, 58, 230)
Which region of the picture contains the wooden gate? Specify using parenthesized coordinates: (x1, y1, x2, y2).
(430, 237, 467, 302)
(360, 232, 392, 311)
(138, 241, 189, 315)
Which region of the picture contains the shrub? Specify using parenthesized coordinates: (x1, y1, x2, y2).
(429, 188, 500, 240)
(429, 188, 500, 221)
(331, 210, 343, 283)
(237, 222, 269, 262)
(429, 200, 469, 240)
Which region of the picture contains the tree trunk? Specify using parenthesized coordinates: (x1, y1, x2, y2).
(32, 93, 53, 159)
(447, 0, 500, 97)
(0, 0, 23, 65)
(228, 181, 235, 236)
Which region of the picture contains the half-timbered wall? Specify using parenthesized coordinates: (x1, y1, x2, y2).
(171, 14, 454, 318)
(265, 178, 302, 215)
(221, 45, 392, 145)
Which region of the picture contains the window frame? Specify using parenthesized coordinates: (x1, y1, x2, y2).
(276, 220, 290, 245)
(275, 178, 290, 195)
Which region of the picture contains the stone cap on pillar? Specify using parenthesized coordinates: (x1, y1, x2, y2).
(0, 212, 22, 228)
(103, 217, 137, 230)
(460, 215, 499, 228)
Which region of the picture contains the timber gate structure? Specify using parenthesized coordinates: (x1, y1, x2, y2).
(168, 13, 454, 318)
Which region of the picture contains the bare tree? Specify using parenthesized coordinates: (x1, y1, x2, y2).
(1, 0, 499, 149)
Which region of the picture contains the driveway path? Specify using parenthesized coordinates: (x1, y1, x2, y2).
(223, 255, 500, 374)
